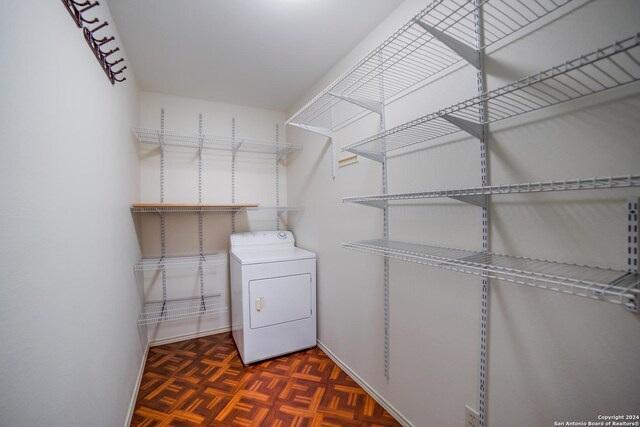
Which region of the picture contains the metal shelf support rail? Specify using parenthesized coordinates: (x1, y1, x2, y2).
(343, 174, 640, 207)
(159, 109, 167, 307)
(343, 239, 640, 310)
(377, 50, 390, 380)
(472, 2, 490, 424)
(286, 0, 572, 132)
(198, 113, 207, 312)
(276, 124, 281, 230)
(232, 118, 237, 233)
(343, 34, 640, 157)
(628, 197, 640, 311)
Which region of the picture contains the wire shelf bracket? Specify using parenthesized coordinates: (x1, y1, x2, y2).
(442, 114, 484, 140)
(352, 200, 388, 210)
(232, 140, 244, 156)
(287, 123, 334, 139)
(348, 149, 385, 164)
(415, 21, 480, 69)
(450, 194, 488, 208)
(327, 92, 384, 115)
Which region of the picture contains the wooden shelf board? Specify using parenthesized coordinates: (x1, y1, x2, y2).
(131, 203, 259, 208)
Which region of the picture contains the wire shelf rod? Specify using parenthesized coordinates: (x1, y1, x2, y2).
(343, 239, 639, 308)
(343, 174, 640, 204)
(137, 295, 226, 326)
(132, 127, 301, 157)
(343, 34, 640, 154)
(134, 254, 225, 271)
(287, 0, 572, 129)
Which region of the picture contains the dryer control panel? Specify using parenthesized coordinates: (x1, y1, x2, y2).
(230, 231, 295, 250)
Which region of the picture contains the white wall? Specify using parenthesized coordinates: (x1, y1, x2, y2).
(287, 1, 640, 426)
(0, 1, 143, 427)
(138, 92, 289, 343)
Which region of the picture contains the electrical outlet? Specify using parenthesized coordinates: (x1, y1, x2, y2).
(465, 405, 479, 427)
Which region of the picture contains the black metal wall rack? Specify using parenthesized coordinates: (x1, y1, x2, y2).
(61, 0, 126, 85)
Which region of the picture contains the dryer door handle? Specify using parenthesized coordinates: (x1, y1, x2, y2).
(256, 297, 264, 312)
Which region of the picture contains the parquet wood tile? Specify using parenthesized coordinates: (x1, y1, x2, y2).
(131, 332, 401, 426)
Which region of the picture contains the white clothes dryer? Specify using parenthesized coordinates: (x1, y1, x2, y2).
(230, 231, 316, 364)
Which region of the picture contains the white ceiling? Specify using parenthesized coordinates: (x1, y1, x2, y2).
(106, 0, 403, 112)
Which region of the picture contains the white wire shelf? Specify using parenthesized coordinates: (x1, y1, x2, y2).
(132, 127, 301, 159)
(131, 203, 258, 213)
(343, 239, 640, 310)
(343, 174, 640, 207)
(343, 34, 640, 157)
(287, 0, 572, 131)
(138, 295, 226, 326)
(134, 253, 225, 271)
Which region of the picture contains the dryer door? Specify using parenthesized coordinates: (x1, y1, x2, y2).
(249, 274, 312, 329)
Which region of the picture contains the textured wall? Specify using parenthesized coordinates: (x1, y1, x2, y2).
(0, 1, 143, 426)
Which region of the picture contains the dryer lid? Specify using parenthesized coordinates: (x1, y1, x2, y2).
(231, 247, 316, 265)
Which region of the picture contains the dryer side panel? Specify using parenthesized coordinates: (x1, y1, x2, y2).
(230, 256, 245, 357)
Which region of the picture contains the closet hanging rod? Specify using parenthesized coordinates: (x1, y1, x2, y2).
(61, 0, 127, 85)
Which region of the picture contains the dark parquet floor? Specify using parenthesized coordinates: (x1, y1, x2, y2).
(131, 332, 402, 426)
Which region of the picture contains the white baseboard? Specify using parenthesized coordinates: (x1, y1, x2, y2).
(125, 343, 149, 427)
(149, 325, 231, 347)
(316, 340, 413, 427)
